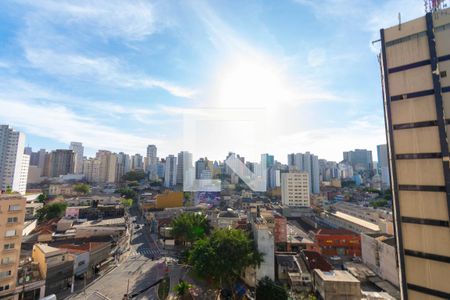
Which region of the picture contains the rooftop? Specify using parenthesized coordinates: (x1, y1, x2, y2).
(35, 243, 66, 256)
(314, 270, 360, 283)
(331, 211, 380, 232)
(314, 228, 359, 236)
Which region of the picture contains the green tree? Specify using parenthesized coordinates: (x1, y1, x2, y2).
(120, 198, 133, 207)
(255, 276, 288, 300)
(122, 170, 146, 182)
(73, 183, 90, 195)
(5, 186, 12, 194)
(171, 213, 211, 245)
(115, 187, 137, 200)
(37, 193, 48, 203)
(36, 202, 68, 222)
(188, 228, 263, 291)
(174, 280, 193, 299)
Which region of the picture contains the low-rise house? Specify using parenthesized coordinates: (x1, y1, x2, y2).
(217, 209, 240, 228)
(25, 202, 43, 219)
(313, 270, 361, 300)
(48, 184, 77, 196)
(15, 260, 46, 299)
(32, 244, 74, 296)
(57, 242, 112, 279)
(65, 194, 122, 207)
(65, 205, 124, 220)
(276, 254, 312, 291)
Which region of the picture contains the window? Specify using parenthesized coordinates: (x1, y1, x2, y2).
(0, 270, 11, 279)
(1, 257, 12, 265)
(3, 243, 15, 250)
(7, 217, 18, 223)
(5, 230, 16, 237)
(0, 285, 10, 292)
(8, 204, 20, 211)
(441, 71, 447, 78)
(78, 261, 85, 267)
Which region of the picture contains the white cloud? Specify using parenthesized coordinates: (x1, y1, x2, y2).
(18, 0, 158, 41)
(0, 97, 160, 154)
(0, 77, 158, 122)
(22, 47, 197, 99)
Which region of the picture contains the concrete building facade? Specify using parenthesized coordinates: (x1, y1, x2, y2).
(380, 7, 450, 299)
(69, 142, 84, 174)
(0, 194, 26, 299)
(49, 149, 75, 178)
(281, 172, 310, 207)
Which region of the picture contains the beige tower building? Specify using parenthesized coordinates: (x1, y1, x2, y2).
(380, 7, 450, 300)
(281, 172, 310, 207)
(0, 194, 26, 299)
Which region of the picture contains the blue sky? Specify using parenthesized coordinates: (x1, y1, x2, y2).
(0, 0, 425, 162)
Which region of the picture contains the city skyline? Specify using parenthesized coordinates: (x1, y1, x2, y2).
(0, 1, 425, 162)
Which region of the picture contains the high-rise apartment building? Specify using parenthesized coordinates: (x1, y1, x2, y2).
(164, 155, 177, 188)
(0, 125, 29, 194)
(69, 142, 84, 174)
(377, 144, 390, 189)
(83, 150, 119, 183)
(287, 152, 320, 194)
(343, 149, 373, 172)
(380, 7, 450, 299)
(281, 172, 310, 207)
(146, 145, 158, 180)
(132, 154, 144, 171)
(0, 194, 26, 298)
(96, 150, 118, 183)
(177, 151, 192, 185)
(48, 149, 74, 177)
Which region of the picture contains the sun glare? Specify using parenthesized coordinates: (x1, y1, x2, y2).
(212, 55, 293, 109)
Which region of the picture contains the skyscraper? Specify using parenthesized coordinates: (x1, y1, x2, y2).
(0, 125, 29, 194)
(69, 142, 84, 174)
(377, 144, 390, 189)
(380, 7, 450, 299)
(48, 149, 75, 177)
(132, 154, 144, 171)
(343, 149, 373, 171)
(146, 145, 158, 180)
(177, 151, 192, 185)
(286, 152, 320, 194)
(164, 155, 177, 188)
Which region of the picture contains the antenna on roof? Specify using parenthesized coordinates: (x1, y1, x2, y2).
(398, 12, 402, 30)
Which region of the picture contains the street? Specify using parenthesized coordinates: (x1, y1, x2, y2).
(70, 204, 167, 300)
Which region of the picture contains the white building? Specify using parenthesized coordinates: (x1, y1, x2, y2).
(177, 151, 192, 185)
(281, 172, 310, 207)
(361, 233, 399, 287)
(0, 125, 29, 194)
(164, 155, 177, 188)
(69, 142, 84, 174)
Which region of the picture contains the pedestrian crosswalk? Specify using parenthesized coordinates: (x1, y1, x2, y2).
(129, 247, 160, 258)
